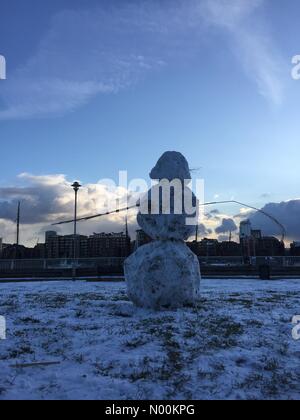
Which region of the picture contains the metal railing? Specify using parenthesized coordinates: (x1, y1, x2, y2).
(198, 256, 300, 267)
(0, 257, 125, 272)
(1, 256, 300, 273)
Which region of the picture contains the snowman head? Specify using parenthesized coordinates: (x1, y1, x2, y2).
(150, 151, 191, 182)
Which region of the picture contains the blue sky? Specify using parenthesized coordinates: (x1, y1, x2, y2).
(0, 0, 300, 244)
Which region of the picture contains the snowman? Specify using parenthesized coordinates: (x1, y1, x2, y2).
(125, 151, 201, 309)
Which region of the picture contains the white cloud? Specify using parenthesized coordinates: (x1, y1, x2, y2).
(0, 173, 139, 246)
(250, 199, 300, 242)
(0, 0, 285, 119)
(199, 0, 285, 105)
(0, 5, 164, 120)
(215, 217, 237, 234)
(199, 0, 262, 29)
(1, 172, 298, 247)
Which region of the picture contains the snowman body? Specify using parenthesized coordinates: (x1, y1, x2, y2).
(125, 152, 201, 309)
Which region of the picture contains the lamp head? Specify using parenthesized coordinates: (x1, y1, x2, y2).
(71, 181, 82, 192)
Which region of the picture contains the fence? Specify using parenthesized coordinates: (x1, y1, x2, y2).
(199, 256, 300, 267)
(0, 257, 125, 277)
(1, 256, 300, 273)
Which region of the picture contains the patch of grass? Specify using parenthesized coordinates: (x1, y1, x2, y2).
(183, 327, 197, 339)
(198, 369, 221, 381)
(9, 345, 34, 359)
(206, 335, 238, 350)
(0, 387, 6, 396)
(19, 317, 40, 324)
(246, 319, 263, 328)
(199, 316, 244, 350)
(75, 309, 86, 318)
(235, 357, 247, 367)
(258, 294, 286, 304)
(26, 294, 69, 309)
(74, 354, 85, 364)
(239, 373, 264, 390)
(111, 293, 130, 302)
(226, 298, 253, 308)
(263, 358, 280, 372)
(124, 336, 149, 349)
(74, 292, 106, 301)
(110, 308, 133, 318)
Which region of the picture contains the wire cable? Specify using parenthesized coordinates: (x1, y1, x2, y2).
(52, 199, 286, 242)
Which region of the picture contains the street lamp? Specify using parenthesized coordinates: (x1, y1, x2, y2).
(71, 181, 81, 279)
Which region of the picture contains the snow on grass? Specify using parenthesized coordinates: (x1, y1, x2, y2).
(0, 279, 299, 400)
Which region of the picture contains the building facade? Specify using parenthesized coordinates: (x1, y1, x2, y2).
(239, 220, 285, 257)
(290, 242, 300, 256)
(88, 232, 131, 257)
(45, 232, 88, 259)
(135, 229, 152, 249)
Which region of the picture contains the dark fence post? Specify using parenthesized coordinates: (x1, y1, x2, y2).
(259, 264, 271, 280)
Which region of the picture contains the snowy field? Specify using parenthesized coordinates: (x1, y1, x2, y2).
(0, 279, 299, 400)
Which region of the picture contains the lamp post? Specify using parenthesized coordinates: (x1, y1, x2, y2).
(71, 181, 81, 279)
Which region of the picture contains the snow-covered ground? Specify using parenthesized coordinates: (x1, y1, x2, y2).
(0, 279, 299, 400)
